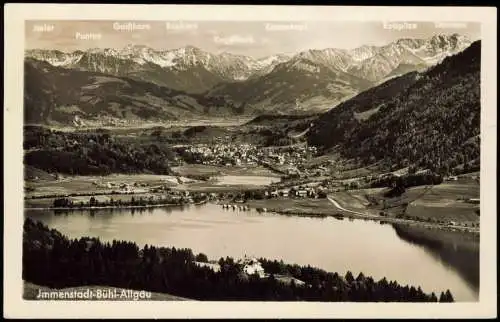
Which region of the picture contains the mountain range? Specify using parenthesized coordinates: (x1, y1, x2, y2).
(26, 45, 294, 94)
(25, 33, 473, 122)
(307, 40, 481, 173)
(24, 58, 246, 125)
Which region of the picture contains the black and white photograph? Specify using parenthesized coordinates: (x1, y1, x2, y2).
(3, 4, 497, 319)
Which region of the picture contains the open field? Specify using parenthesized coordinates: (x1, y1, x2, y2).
(302, 151, 343, 167)
(170, 183, 271, 193)
(331, 190, 374, 209)
(421, 182, 480, 201)
(24, 166, 282, 205)
(334, 166, 378, 180)
(25, 166, 56, 181)
(25, 174, 181, 198)
(171, 164, 282, 177)
(329, 190, 385, 216)
(396, 183, 479, 224)
(242, 194, 479, 234)
(23, 282, 191, 301)
(245, 198, 334, 215)
(333, 182, 480, 225)
(405, 204, 479, 224)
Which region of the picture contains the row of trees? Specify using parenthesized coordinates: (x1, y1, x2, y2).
(371, 172, 444, 191)
(23, 218, 454, 302)
(52, 194, 208, 208)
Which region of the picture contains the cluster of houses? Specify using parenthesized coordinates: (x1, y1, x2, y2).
(180, 143, 319, 170)
(152, 189, 210, 204)
(264, 185, 327, 199)
(222, 204, 251, 211)
(93, 181, 149, 194)
(262, 145, 318, 169)
(182, 143, 259, 166)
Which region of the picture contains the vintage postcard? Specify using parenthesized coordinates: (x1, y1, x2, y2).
(3, 3, 497, 319)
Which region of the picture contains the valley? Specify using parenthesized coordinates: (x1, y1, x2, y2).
(22, 31, 482, 303)
(23, 39, 482, 239)
(24, 120, 480, 234)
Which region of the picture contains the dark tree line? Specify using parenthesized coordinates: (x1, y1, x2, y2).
(23, 218, 453, 302)
(52, 194, 207, 208)
(24, 126, 175, 175)
(371, 172, 444, 191)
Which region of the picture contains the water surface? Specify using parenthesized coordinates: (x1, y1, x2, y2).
(25, 203, 479, 301)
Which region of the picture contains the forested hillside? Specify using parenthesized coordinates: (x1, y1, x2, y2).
(24, 126, 175, 175)
(308, 41, 481, 174)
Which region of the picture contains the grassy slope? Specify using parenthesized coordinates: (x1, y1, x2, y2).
(171, 164, 281, 177)
(245, 198, 334, 215)
(333, 181, 479, 224)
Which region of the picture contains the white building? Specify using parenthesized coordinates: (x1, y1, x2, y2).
(238, 257, 266, 278)
(243, 261, 265, 278)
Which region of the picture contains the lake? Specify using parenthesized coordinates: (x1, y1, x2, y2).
(25, 203, 479, 302)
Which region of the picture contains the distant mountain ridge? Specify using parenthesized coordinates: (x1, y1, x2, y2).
(206, 34, 471, 113)
(26, 33, 470, 92)
(26, 45, 293, 93)
(25, 33, 474, 117)
(24, 58, 246, 125)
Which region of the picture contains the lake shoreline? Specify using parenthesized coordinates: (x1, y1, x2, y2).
(25, 199, 208, 211)
(28, 198, 479, 237)
(268, 208, 480, 236)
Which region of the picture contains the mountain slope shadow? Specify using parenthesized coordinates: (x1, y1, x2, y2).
(392, 223, 479, 294)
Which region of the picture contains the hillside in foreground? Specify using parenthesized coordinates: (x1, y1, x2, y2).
(308, 41, 481, 175)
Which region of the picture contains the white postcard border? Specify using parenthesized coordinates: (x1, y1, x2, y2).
(3, 4, 497, 319)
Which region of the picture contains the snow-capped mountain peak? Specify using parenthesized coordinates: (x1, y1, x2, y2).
(25, 33, 473, 84)
(348, 45, 379, 62)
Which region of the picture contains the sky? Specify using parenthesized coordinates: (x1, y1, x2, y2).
(26, 20, 481, 59)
